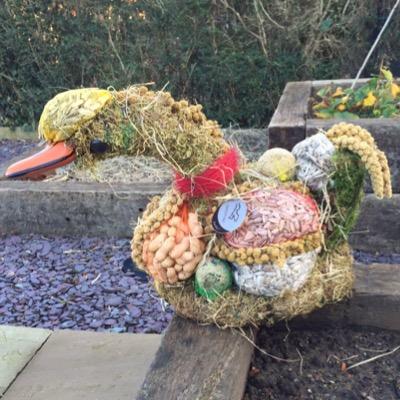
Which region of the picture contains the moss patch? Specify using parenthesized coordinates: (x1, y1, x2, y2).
(327, 150, 366, 248)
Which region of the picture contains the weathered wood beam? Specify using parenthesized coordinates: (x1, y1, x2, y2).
(350, 194, 400, 253)
(0, 181, 398, 252)
(291, 262, 400, 332)
(136, 316, 256, 400)
(0, 180, 168, 237)
(311, 78, 369, 90)
(268, 81, 311, 150)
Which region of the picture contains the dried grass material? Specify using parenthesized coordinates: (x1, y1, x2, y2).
(64, 86, 228, 176)
(155, 242, 354, 328)
(69, 100, 126, 168)
(55, 155, 171, 184)
(118, 86, 229, 176)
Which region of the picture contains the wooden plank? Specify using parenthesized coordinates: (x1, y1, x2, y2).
(291, 262, 400, 332)
(350, 194, 400, 253)
(311, 78, 369, 90)
(136, 316, 255, 400)
(0, 180, 167, 237)
(307, 118, 400, 193)
(0, 325, 51, 396)
(0, 182, 398, 252)
(268, 81, 311, 150)
(3, 330, 161, 400)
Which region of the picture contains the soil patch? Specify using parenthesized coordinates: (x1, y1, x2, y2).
(245, 327, 400, 400)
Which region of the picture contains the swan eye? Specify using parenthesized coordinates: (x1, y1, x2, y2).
(90, 139, 108, 154)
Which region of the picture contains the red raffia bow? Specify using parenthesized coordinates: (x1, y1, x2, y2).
(174, 147, 240, 198)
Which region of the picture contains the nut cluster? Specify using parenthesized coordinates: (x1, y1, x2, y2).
(142, 212, 205, 284)
(131, 190, 206, 284)
(326, 123, 392, 198)
(131, 190, 184, 266)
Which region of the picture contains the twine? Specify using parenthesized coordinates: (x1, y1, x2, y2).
(351, 0, 400, 89)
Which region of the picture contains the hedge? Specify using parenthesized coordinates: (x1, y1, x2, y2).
(0, 0, 398, 128)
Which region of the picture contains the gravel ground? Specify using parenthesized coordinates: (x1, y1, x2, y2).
(0, 233, 398, 334)
(353, 250, 400, 264)
(245, 327, 400, 400)
(0, 139, 38, 165)
(0, 234, 172, 333)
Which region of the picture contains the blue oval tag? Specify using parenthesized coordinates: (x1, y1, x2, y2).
(212, 199, 247, 233)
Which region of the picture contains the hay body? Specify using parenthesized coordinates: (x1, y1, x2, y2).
(71, 86, 228, 176)
(156, 243, 354, 328)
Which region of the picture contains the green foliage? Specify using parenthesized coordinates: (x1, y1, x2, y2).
(327, 150, 366, 248)
(312, 68, 400, 119)
(0, 0, 399, 128)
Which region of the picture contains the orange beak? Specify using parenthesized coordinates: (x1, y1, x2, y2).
(5, 142, 76, 180)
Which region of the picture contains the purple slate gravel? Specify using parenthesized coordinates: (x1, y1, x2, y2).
(0, 234, 173, 333)
(0, 233, 398, 334)
(353, 249, 400, 265)
(0, 139, 38, 165)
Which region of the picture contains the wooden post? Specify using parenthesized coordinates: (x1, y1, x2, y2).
(136, 316, 256, 400)
(268, 81, 311, 150)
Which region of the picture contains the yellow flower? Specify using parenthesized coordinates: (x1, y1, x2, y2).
(312, 101, 327, 110)
(332, 87, 344, 97)
(362, 92, 377, 107)
(381, 68, 393, 82)
(337, 104, 346, 111)
(314, 111, 330, 119)
(391, 83, 400, 97)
